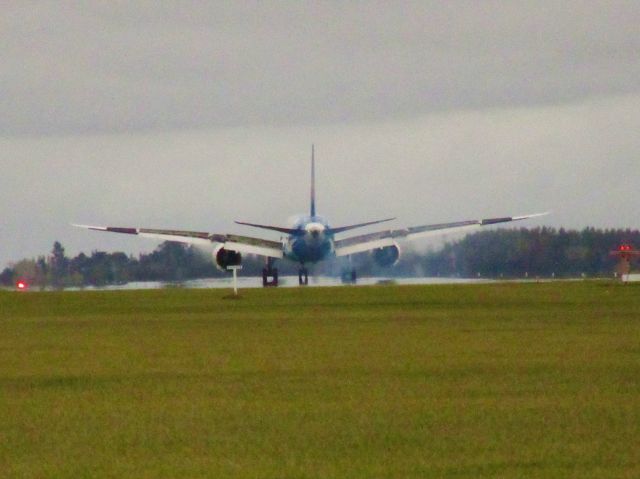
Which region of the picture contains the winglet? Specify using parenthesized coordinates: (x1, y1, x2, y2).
(511, 211, 550, 221)
(72, 223, 139, 235)
(71, 223, 108, 231)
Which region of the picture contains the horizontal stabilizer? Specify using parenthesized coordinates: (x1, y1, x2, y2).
(329, 217, 396, 235)
(234, 221, 299, 235)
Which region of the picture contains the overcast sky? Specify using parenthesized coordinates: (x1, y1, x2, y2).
(2, 1, 640, 267)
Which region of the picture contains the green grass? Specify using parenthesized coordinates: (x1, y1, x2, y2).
(1, 282, 639, 478)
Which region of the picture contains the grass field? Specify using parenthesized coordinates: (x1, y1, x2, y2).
(1, 282, 639, 478)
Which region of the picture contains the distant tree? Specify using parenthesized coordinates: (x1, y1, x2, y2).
(0, 267, 15, 286)
(35, 256, 48, 290)
(49, 241, 68, 289)
(12, 259, 39, 284)
(68, 252, 90, 286)
(84, 251, 111, 286)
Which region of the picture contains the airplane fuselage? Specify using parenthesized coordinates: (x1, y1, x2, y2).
(283, 216, 335, 264)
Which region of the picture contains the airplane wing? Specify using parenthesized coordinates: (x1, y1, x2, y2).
(72, 224, 284, 258)
(333, 212, 548, 257)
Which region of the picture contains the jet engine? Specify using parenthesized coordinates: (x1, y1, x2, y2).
(372, 244, 400, 267)
(213, 244, 242, 271)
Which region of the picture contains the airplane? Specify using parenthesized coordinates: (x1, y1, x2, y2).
(74, 147, 547, 286)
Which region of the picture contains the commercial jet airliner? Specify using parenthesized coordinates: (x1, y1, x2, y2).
(74, 147, 547, 286)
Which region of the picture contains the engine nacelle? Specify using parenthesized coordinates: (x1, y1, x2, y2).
(213, 244, 242, 271)
(372, 244, 401, 267)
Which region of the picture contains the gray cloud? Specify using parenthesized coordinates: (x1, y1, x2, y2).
(2, 1, 639, 135)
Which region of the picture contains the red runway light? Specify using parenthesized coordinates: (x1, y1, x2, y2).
(16, 280, 27, 291)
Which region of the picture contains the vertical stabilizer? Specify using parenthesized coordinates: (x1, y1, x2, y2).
(310, 145, 316, 217)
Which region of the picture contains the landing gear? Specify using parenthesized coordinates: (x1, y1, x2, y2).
(298, 266, 309, 286)
(340, 268, 357, 284)
(340, 255, 357, 284)
(262, 258, 278, 287)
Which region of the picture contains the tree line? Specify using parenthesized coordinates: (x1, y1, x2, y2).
(418, 227, 639, 278)
(1, 227, 637, 288)
(1, 241, 222, 289)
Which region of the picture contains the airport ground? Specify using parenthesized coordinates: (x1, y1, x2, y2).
(1, 282, 639, 478)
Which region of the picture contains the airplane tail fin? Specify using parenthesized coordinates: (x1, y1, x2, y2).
(310, 145, 316, 218)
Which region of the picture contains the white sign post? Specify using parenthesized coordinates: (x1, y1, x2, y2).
(227, 265, 243, 295)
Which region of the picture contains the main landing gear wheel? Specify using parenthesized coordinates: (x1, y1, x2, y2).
(298, 267, 309, 286)
(340, 269, 357, 284)
(262, 258, 278, 287)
